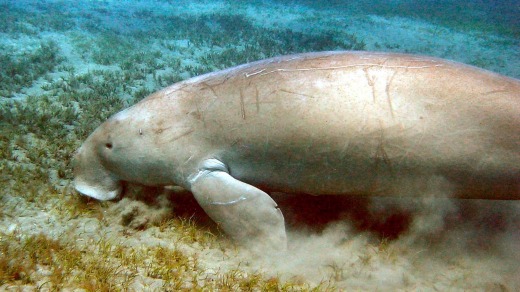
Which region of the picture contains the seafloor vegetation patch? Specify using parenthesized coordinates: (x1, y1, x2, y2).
(143, 13, 365, 63)
(0, 3, 75, 35)
(72, 12, 365, 75)
(0, 229, 324, 290)
(288, 0, 519, 38)
(0, 41, 63, 98)
(1, 72, 126, 185)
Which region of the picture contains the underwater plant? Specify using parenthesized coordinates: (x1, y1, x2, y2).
(0, 41, 63, 98)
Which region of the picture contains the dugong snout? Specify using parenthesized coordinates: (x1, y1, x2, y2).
(73, 143, 122, 201)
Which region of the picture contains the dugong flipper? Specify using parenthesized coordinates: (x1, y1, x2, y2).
(190, 159, 286, 249)
(73, 51, 520, 250)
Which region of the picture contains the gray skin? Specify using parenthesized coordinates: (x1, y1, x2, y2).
(73, 51, 520, 250)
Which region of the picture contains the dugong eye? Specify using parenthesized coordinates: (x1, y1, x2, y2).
(105, 143, 113, 149)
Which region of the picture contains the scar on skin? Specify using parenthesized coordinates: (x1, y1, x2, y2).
(245, 68, 266, 77)
(374, 126, 392, 170)
(279, 89, 316, 99)
(375, 142, 391, 168)
(210, 195, 249, 206)
(482, 89, 509, 95)
(230, 138, 242, 147)
(255, 86, 260, 113)
(154, 126, 172, 134)
(385, 71, 398, 119)
(163, 83, 191, 97)
(201, 81, 219, 98)
(193, 98, 207, 127)
(363, 67, 377, 102)
(244, 63, 444, 77)
(167, 128, 194, 143)
(240, 89, 246, 120)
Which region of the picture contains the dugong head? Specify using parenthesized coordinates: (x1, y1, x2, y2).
(72, 105, 156, 200)
(73, 118, 125, 201)
(73, 99, 195, 201)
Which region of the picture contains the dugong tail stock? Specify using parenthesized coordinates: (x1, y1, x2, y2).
(73, 51, 520, 251)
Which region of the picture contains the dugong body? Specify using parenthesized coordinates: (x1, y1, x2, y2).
(73, 51, 520, 249)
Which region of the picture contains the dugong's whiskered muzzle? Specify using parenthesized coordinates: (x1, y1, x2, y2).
(72, 146, 122, 201)
(74, 180, 122, 201)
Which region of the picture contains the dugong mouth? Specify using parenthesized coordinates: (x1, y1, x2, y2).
(74, 180, 122, 201)
(72, 135, 123, 201)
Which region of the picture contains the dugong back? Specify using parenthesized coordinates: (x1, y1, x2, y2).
(165, 52, 520, 199)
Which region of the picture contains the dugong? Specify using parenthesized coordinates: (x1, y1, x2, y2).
(73, 51, 520, 249)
